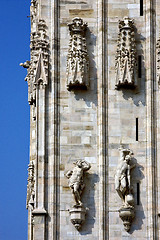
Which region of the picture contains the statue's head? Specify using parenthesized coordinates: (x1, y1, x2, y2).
(125, 154, 131, 163)
(75, 160, 83, 168)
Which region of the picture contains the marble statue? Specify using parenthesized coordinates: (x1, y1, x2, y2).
(66, 159, 91, 206)
(66, 159, 91, 230)
(115, 150, 135, 206)
(115, 148, 136, 232)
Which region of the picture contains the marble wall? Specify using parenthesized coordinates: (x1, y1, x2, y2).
(25, 0, 160, 239)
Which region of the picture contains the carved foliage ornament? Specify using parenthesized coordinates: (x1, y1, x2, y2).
(115, 17, 137, 90)
(66, 160, 91, 230)
(157, 37, 160, 84)
(20, 19, 49, 109)
(26, 161, 35, 209)
(115, 148, 135, 232)
(30, 0, 38, 25)
(66, 18, 89, 91)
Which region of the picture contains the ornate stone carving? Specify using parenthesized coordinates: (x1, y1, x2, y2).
(115, 148, 136, 232)
(66, 160, 91, 206)
(115, 17, 137, 90)
(119, 207, 135, 232)
(66, 17, 89, 91)
(26, 161, 35, 209)
(66, 160, 91, 230)
(20, 19, 49, 119)
(69, 207, 87, 231)
(157, 37, 160, 84)
(30, 0, 38, 21)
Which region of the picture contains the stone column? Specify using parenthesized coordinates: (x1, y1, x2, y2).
(145, 0, 157, 239)
(33, 83, 47, 240)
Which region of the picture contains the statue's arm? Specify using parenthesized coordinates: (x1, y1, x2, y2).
(66, 170, 73, 179)
(127, 165, 131, 188)
(130, 163, 136, 169)
(82, 161, 91, 171)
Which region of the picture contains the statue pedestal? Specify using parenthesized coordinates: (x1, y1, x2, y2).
(69, 206, 87, 230)
(119, 206, 135, 232)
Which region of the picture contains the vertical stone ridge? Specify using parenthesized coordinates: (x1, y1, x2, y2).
(156, 3, 160, 239)
(103, 0, 108, 239)
(146, 0, 157, 239)
(97, 0, 108, 239)
(32, 18, 49, 240)
(151, 0, 158, 238)
(50, 0, 60, 239)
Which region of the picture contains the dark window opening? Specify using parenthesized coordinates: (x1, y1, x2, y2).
(140, 0, 143, 16)
(136, 118, 138, 141)
(138, 55, 142, 78)
(137, 182, 140, 205)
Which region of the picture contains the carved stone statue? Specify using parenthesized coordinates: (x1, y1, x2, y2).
(115, 149, 135, 206)
(115, 17, 137, 90)
(115, 148, 136, 232)
(66, 159, 91, 206)
(66, 160, 91, 230)
(66, 18, 89, 91)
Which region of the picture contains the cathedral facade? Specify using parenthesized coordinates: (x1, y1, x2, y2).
(22, 0, 160, 239)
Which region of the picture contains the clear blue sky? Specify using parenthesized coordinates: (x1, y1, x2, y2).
(0, 1, 30, 239)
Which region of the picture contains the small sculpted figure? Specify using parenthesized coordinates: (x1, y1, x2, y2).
(115, 149, 135, 207)
(115, 148, 136, 232)
(66, 160, 91, 206)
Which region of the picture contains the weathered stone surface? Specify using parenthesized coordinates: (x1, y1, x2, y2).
(22, 0, 160, 239)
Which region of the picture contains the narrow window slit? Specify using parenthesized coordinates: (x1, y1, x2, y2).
(137, 182, 140, 205)
(136, 118, 138, 141)
(140, 0, 143, 16)
(138, 55, 142, 78)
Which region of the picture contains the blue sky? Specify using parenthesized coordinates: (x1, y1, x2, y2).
(0, 1, 30, 239)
